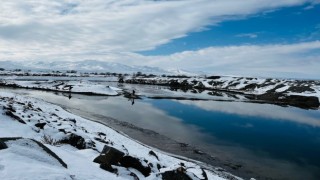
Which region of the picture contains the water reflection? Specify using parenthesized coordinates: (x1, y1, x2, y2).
(1, 87, 320, 179)
(176, 100, 320, 127)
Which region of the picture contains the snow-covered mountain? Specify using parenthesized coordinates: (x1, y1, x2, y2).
(0, 60, 170, 74)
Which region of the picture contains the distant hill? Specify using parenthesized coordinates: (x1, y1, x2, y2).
(0, 60, 171, 74)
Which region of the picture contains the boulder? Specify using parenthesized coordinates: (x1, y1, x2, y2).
(119, 156, 151, 177)
(93, 145, 125, 165)
(60, 133, 86, 149)
(161, 168, 192, 180)
(93, 145, 151, 177)
(5, 110, 26, 124)
(0, 140, 7, 150)
(100, 163, 118, 174)
(35, 122, 46, 129)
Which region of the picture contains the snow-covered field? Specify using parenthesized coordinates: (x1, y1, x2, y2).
(124, 76, 320, 98)
(0, 80, 122, 96)
(124, 75, 320, 109)
(0, 91, 237, 180)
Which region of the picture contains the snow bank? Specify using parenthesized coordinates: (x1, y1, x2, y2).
(0, 92, 236, 180)
(1, 80, 122, 96)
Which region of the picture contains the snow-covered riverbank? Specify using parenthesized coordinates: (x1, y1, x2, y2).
(0, 80, 122, 96)
(0, 91, 238, 180)
(124, 75, 320, 109)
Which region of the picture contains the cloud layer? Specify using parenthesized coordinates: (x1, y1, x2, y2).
(0, 0, 319, 78)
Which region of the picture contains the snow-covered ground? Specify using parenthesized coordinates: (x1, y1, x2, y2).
(125, 76, 320, 98)
(124, 76, 320, 108)
(0, 80, 122, 96)
(0, 91, 237, 180)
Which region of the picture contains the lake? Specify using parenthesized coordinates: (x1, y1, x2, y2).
(1, 85, 320, 180)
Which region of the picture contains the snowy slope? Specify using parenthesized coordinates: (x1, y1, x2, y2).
(1, 80, 122, 96)
(0, 92, 237, 180)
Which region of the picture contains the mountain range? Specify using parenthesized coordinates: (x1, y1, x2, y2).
(0, 60, 172, 74)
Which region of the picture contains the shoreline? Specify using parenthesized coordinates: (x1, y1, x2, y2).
(0, 91, 240, 180)
(60, 103, 260, 179)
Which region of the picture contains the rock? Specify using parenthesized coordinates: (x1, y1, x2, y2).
(157, 163, 161, 170)
(201, 168, 208, 180)
(119, 156, 151, 177)
(98, 132, 106, 136)
(35, 122, 46, 129)
(257, 93, 320, 109)
(60, 133, 86, 149)
(93, 145, 125, 165)
(129, 172, 139, 180)
(285, 95, 319, 109)
(0, 140, 7, 150)
(100, 163, 118, 174)
(5, 110, 26, 124)
(58, 129, 67, 134)
(148, 150, 159, 161)
(207, 76, 221, 79)
(67, 118, 76, 124)
(161, 168, 192, 180)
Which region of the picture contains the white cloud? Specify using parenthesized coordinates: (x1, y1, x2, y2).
(144, 41, 320, 78)
(0, 0, 319, 78)
(236, 33, 258, 38)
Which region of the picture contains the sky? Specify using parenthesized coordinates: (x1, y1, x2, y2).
(0, 0, 320, 78)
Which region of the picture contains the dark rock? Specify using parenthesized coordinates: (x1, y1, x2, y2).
(35, 122, 46, 129)
(285, 95, 319, 109)
(285, 86, 315, 93)
(207, 76, 221, 79)
(67, 118, 76, 124)
(36, 107, 42, 112)
(119, 156, 151, 177)
(161, 168, 192, 180)
(129, 172, 139, 180)
(257, 93, 320, 109)
(93, 145, 125, 165)
(94, 137, 109, 144)
(148, 150, 159, 161)
(240, 83, 258, 91)
(148, 163, 153, 168)
(5, 110, 26, 124)
(100, 163, 118, 174)
(60, 133, 86, 149)
(98, 132, 106, 136)
(3, 105, 16, 112)
(201, 168, 208, 180)
(58, 129, 67, 134)
(0, 140, 7, 150)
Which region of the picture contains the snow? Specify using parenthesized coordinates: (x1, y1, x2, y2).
(3, 80, 122, 96)
(0, 139, 70, 180)
(0, 91, 233, 180)
(123, 76, 320, 101)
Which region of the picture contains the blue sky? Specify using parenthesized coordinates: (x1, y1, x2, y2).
(141, 3, 320, 56)
(0, 0, 320, 78)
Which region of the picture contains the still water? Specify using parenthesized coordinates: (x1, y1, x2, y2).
(1, 86, 320, 180)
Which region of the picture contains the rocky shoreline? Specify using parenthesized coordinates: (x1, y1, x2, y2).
(123, 76, 320, 109)
(0, 92, 239, 180)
